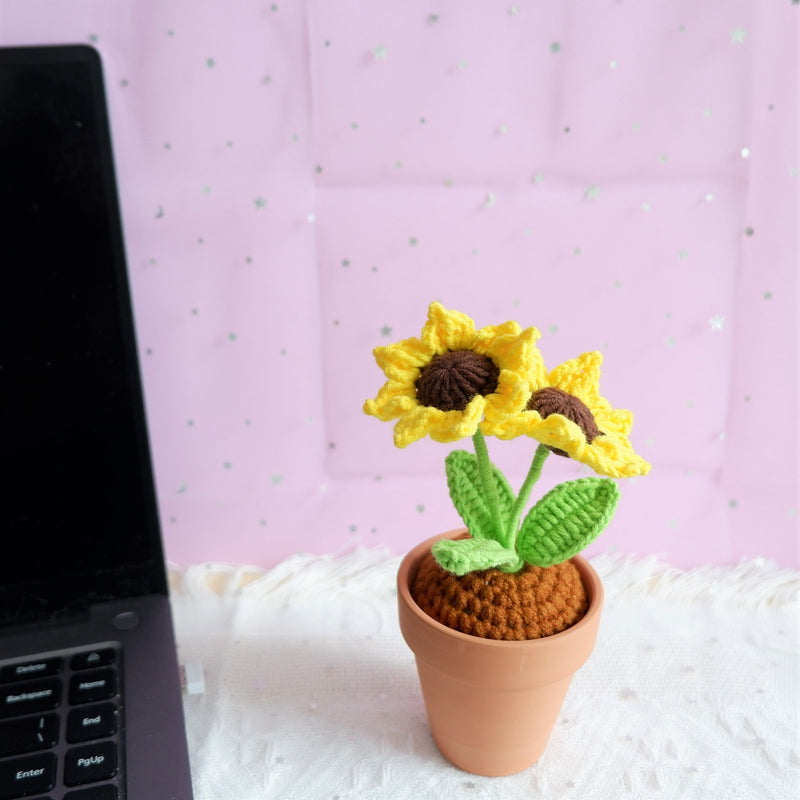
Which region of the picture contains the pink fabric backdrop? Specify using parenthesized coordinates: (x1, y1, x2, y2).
(2, 1, 797, 569)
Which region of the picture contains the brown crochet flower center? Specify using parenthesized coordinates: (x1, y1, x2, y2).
(527, 386, 603, 456)
(415, 350, 500, 412)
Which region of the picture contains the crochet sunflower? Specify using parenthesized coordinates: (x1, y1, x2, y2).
(364, 302, 650, 576)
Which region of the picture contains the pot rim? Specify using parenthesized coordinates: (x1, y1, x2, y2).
(397, 528, 604, 649)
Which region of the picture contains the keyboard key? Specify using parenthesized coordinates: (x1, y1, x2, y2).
(0, 752, 56, 799)
(0, 646, 125, 800)
(64, 785, 117, 800)
(0, 713, 59, 756)
(64, 742, 117, 787)
(68, 670, 116, 705)
(70, 650, 115, 671)
(67, 703, 117, 743)
(0, 679, 61, 719)
(0, 658, 63, 684)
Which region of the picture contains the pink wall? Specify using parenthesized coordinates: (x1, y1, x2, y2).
(3, 0, 797, 568)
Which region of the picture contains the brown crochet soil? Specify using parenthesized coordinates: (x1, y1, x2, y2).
(411, 550, 589, 641)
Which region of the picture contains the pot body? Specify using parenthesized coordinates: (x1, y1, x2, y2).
(397, 529, 604, 777)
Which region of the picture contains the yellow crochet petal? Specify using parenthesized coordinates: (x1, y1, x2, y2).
(363, 382, 417, 421)
(525, 413, 584, 452)
(391, 397, 485, 448)
(483, 373, 529, 421)
(471, 319, 522, 354)
(373, 337, 433, 381)
(548, 351, 605, 408)
(392, 406, 442, 448)
(496, 369, 531, 406)
(578, 432, 652, 478)
(482, 408, 540, 439)
(487, 327, 545, 382)
(420, 302, 477, 353)
(521, 413, 650, 478)
(479, 329, 547, 438)
(428, 396, 486, 443)
(596, 407, 634, 437)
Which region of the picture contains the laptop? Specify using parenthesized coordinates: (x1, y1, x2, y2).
(0, 44, 194, 799)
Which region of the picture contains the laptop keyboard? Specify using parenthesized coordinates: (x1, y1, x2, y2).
(0, 646, 124, 800)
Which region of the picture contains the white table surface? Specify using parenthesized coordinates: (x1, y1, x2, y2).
(169, 548, 799, 800)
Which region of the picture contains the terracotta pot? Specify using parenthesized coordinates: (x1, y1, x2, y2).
(397, 529, 604, 776)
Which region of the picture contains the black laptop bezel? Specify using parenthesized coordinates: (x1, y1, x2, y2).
(0, 43, 168, 626)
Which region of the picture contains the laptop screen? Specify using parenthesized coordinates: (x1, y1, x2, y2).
(0, 45, 167, 624)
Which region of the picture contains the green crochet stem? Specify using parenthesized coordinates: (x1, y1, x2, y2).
(470, 433, 550, 553)
(471, 430, 506, 546)
(507, 443, 550, 547)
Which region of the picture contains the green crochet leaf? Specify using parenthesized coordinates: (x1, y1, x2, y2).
(517, 477, 620, 568)
(445, 449, 514, 542)
(431, 537, 523, 576)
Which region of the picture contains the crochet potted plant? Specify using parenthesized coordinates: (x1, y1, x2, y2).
(364, 302, 651, 776)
